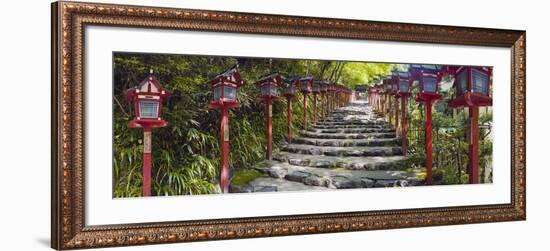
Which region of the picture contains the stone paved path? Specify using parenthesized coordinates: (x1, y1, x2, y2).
(230, 101, 424, 193)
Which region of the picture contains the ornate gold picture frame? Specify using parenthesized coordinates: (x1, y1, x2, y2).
(51, 1, 526, 249)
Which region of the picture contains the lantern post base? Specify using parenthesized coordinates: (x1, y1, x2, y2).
(208, 102, 241, 194)
(468, 106, 480, 184)
(219, 108, 230, 193)
(313, 94, 318, 126)
(395, 95, 399, 134)
(266, 99, 274, 160)
(142, 127, 152, 197)
(302, 93, 308, 130)
(400, 95, 408, 156)
(286, 96, 293, 143)
(415, 93, 441, 186)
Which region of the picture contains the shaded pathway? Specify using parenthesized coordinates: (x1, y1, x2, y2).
(230, 101, 424, 192)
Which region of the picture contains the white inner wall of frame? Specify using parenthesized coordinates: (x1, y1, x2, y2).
(85, 25, 511, 226)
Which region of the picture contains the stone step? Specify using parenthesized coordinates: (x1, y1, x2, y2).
(291, 137, 401, 147)
(273, 152, 410, 171)
(229, 176, 331, 193)
(255, 161, 423, 189)
(316, 121, 385, 126)
(282, 144, 402, 157)
(300, 131, 396, 139)
(313, 124, 390, 129)
(308, 128, 394, 134)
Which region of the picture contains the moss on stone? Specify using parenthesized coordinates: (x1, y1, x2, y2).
(231, 169, 264, 186)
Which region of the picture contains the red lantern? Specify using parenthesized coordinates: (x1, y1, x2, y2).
(256, 73, 282, 160)
(445, 65, 493, 184)
(410, 64, 443, 100)
(283, 77, 298, 97)
(208, 65, 244, 193)
(382, 78, 393, 125)
(125, 70, 172, 196)
(391, 70, 413, 156)
(126, 71, 171, 129)
(446, 66, 492, 108)
(208, 65, 244, 109)
(408, 64, 443, 185)
(257, 73, 281, 100)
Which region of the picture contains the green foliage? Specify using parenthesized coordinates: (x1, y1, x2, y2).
(113, 53, 493, 197)
(405, 79, 494, 185)
(113, 53, 384, 197)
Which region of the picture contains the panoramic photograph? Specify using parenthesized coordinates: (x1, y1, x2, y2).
(112, 52, 493, 198)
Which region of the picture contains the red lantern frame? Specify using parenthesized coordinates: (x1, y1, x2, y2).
(207, 65, 245, 193)
(125, 71, 172, 197)
(256, 73, 282, 160)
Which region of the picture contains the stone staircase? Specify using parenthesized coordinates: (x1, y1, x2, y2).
(230, 101, 424, 193)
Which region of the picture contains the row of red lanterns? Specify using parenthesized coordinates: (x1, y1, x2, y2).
(209, 67, 352, 192)
(368, 64, 492, 185)
(125, 66, 353, 195)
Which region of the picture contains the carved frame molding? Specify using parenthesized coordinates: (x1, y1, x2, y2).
(51, 1, 526, 249)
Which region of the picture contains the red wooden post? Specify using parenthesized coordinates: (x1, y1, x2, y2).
(142, 128, 152, 196)
(219, 108, 230, 193)
(287, 97, 292, 143)
(325, 94, 329, 117)
(425, 100, 433, 185)
(313, 94, 317, 126)
(388, 94, 393, 125)
(395, 96, 399, 134)
(266, 99, 273, 160)
(469, 106, 480, 184)
(303, 94, 308, 129)
(126, 71, 171, 197)
(401, 97, 408, 156)
(381, 95, 385, 116)
(319, 95, 324, 118)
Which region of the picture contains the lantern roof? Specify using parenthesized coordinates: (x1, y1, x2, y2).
(256, 73, 282, 86)
(300, 76, 314, 82)
(125, 70, 171, 101)
(285, 76, 301, 83)
(137, 72, 162, 93)
(211, 65, 244, 86)
(409, 64, 442, 79)
(355, 85, 368, 92)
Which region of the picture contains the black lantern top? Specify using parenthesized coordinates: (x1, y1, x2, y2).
(409, 64, 442, 95)
(283, 77, 299, 97)
(312, 80, 321, 94)
(319, 81, 329, 94)
(210, 65, 245, 104)
(125, 70, 172, 128)
(256, 73, 282, 99)
(446, 65, 493, 108)
(329, 83, 337, 93)
(383, 78, 393, 93)
(299, 76, 313, 93)
(392, 70, 412, 95)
